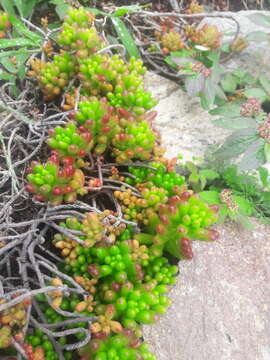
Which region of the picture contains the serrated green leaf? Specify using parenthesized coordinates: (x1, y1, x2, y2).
(217, 204, 229, 224)
(185, 73, 205, 97)
(247, 30, 269, 41)
(236, 211, 254, 229)
(244, 87, 268, 101)
(233, 195, 254, 216)
(214, 128, 259, 160)
(258, 166, 269, 187)
(238, 138, 266, 171)
(212, 116, 257, 129)
(199, 190, 220, 204)
(111, 17, 140, 58)
(0, 38, 36, 49)
(247, 13, 270, 27)
(264, 142, 270, 162)
(199, 169, 220, 180)
(221, 73, 238, 93)
(189, 172, 199, 183)
(259, 75, 270, 95)
(210, 102, 242, 116)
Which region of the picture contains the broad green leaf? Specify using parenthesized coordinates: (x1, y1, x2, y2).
(210, 102, 241, 117)
(259, 75, 270, 95)
(0, 0, 16, 16)
(214, 128, 259, 160)
(0, 72, 16, 83)
(0, 57, 17, 72)
(111, 17, 140, 58)
(50, 0, 69, 19)
(264, 142, 270, 162)
(215, 85, 227, 101)
(212, 116, 257, 129)
(87, 7, 108, 16)
(244, 87, 268, 101)
(199, 169, 220, 180)
(258, 166, 269, 187)
(247, 13, 270, 27)
(185, 73, 205, 97)
(9, 15, 42, 43)
(218, 204, 229, 223)
(238, 138, 266, 171)
(189, 172, 199, 183)
(233, 195, 254, 216)
(202, 62, 222, 108)
(199, 190, 220, 204)
(13, 0, 23, 16)
(0, 38, 36, 48)
(232, 68, 246, 79)
(19, 0, 39, 18)
(113, 5, 142, 17)
(247, 31, 269, 41)
(221, 74, 238, 93)
(236, 212, 254, 229)
(199, 174, 207, 190)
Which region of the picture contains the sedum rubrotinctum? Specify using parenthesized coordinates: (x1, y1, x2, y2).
(17, 6, 220, 360)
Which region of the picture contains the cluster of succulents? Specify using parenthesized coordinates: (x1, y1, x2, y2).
(184, 24, 222, 50)
(25, 159, 86, 205)
(161, 31, 186, 54)
(257, 114, 270, 143)
(240, 97, 262, 117)
(0, 10, 11, 38)
(22, 6, 220, 360)
(0, 296, 30, 349)
(185, 0, 204, 14)
(28, 52, 77, 101)
(79, 331, 157, 360)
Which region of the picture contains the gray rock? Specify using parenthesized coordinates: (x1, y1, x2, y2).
(143, 221, 270, 360)
(144, 72, 231, 160)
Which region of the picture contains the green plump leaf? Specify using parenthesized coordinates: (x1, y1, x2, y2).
(258, 166, 269, 187)
(111, 17, 140, 58)
(221, 74, 238, 93)
(189, 172, 199, 183)
(0, 38, 37, 48)
(238, 138, 266, 171)
(247, 31, 269, 41)
(210, 103, 241, 117)
(214, 128, 259, 160)
(244, 87, 268, 101)
(199, 190, 220, 204)
(212, 116, 257, 129)
(247, 13, 270, 27)
(199, 169, 220, 180)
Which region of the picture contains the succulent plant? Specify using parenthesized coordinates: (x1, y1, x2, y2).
(25, 159, 86, 205)
(185, 24, 222, 50)
(161, 31, 186, 54)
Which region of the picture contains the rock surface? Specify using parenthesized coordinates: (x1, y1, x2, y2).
(143, 221, 270, 360)
(143, 11, 270, 360)
(144, 72, 231, 160)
